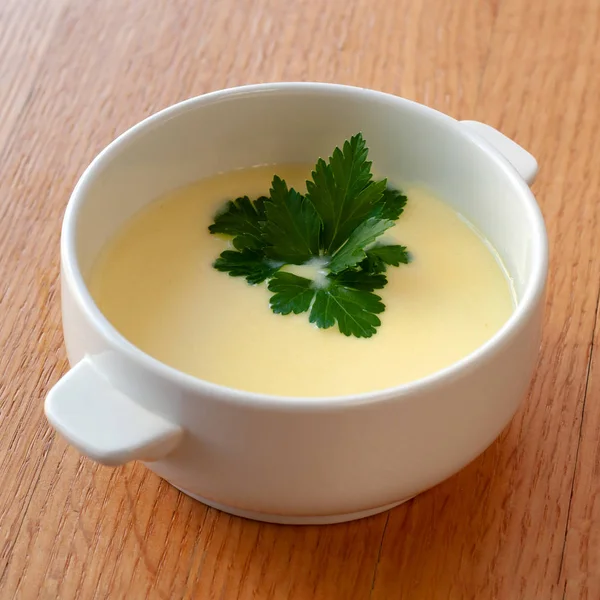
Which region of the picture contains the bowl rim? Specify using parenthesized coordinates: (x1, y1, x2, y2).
(61, 81, 549, 410)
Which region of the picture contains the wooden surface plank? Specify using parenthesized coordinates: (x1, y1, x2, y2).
(562, 295, 600, 598)
(0, 0, 69, 152)
(0, 0, 598, 598)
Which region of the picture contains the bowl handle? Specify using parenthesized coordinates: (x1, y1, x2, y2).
(459, 120, 538, 186)
(45, 357, 183, 466)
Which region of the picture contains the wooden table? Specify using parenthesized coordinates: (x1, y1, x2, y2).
(1, 0, 599, 598)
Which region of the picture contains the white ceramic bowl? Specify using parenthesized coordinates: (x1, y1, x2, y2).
(45, 83, 548, 525)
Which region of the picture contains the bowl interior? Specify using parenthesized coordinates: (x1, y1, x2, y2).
(70, 84, 541, 303)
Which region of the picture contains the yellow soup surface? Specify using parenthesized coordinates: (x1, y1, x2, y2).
(89, 165, 515, 397)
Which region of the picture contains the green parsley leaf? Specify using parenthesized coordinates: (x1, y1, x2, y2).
(328, 217, 395, 274)
(209, 133, 412, 338)
(268, 272, 315, 315)
(371, 187, 408, 221)
(306, 133, 387, 254)
(267, 270, 386, 337)
(213, 250, 282, 284)
(361, 245, 410, 274)
(262, 176, 322, 264)
(309, 284, 384, 338)
(328, 270, 387, 291)
(209, 196, 267, 251)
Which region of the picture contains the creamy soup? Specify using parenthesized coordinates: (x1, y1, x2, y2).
(89, 165, 514, 397)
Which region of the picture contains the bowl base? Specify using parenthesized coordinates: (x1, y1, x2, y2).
(171, 484, 412, 525)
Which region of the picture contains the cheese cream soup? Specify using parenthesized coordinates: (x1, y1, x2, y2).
(89, 165, 514, 397)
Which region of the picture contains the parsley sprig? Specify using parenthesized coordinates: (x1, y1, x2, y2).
(209, 133, 410, 338)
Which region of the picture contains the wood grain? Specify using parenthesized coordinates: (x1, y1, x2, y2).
(0, 0, 69, 151)
(0, 0, 598, 598)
